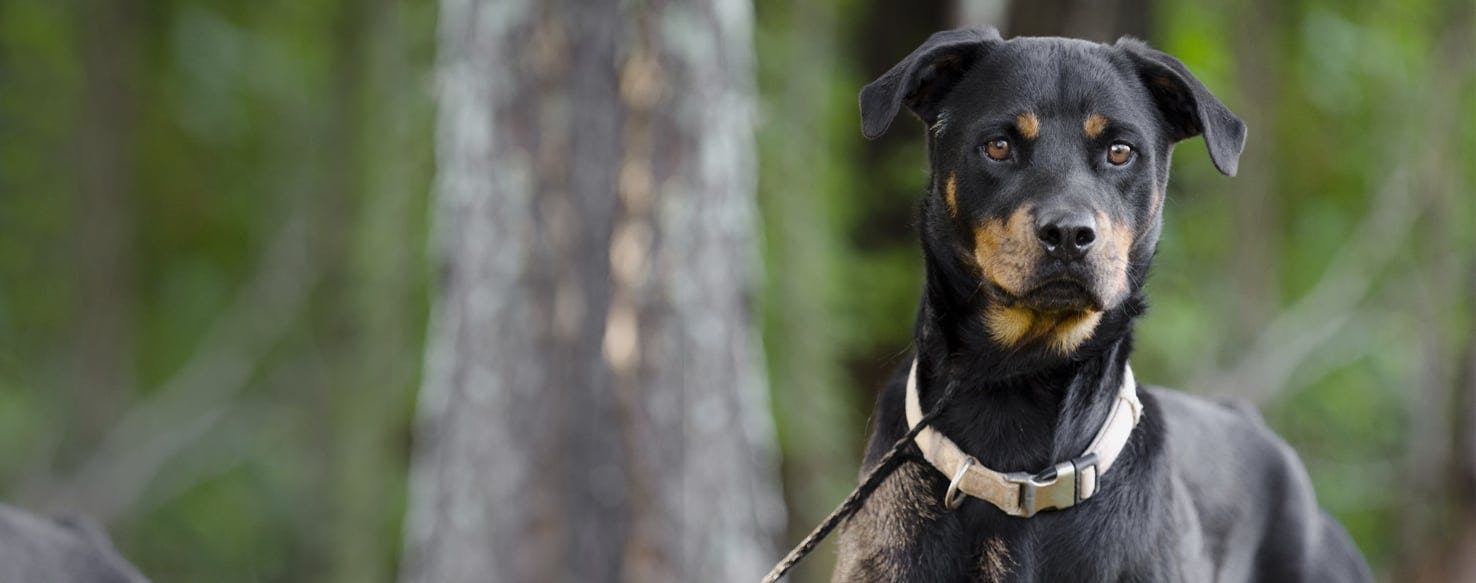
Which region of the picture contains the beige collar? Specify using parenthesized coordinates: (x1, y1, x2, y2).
(904, 359, 1144, 517)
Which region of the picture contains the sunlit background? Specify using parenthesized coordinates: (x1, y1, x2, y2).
(0, 0, 1472, 581)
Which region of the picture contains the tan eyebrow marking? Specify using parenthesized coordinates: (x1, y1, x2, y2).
(1084, 113, 1109, 139)
(1015, 113, 1040, 140)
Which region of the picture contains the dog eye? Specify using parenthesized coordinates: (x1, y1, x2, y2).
(1107, 142, 1134, 166)
(983, 138, 1011, 161)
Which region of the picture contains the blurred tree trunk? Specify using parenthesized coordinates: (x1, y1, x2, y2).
(1003, 0, 1150, 41)
(1448, 265, 1476, 582)
(400, 0, 782, 581)
(67, 0, 139, 463)
(313, 1, 369, 578)
(321, 0, 424, 581)
(1397, 10, 1475, 582)
(1454, 278, 1476, 582)
(1224, 0, 1283, 347)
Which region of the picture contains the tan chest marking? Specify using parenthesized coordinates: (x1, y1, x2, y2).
(984, 305, 1103, 354)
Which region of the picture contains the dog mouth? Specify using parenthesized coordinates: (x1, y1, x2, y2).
(1018, 279, 1103, 313)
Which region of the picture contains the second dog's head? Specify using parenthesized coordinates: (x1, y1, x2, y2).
(862, 29, 1245, 356)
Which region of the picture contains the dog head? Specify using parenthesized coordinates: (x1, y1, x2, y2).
(862, 29, 1245, 356)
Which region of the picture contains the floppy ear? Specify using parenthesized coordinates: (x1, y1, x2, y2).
(1116, 38, 1247, 176)
(860, 27, 1001, 140)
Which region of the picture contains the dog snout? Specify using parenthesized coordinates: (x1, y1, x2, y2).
(1035, 208, 1097, 261)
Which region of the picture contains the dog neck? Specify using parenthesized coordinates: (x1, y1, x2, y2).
(911, 241, 1140, 474)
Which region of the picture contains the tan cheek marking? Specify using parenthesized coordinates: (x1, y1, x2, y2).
(1015, 113, 1040, 140)
(978, 537, 1015, 582)
(944, 172, 958, 218)
(1089, 212, 1135, 306)
(1110, 218, 1134, 300)
(1149, 187, 1164, 222)
(973, 219, 1005, 278)
(1084, 113, 1109, 139)
(972, 204, 1038, 296)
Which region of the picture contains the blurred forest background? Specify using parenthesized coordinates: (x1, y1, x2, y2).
(0, 0, 1472, 581)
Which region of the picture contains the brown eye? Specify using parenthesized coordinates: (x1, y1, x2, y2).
(984, 138, 1011, 161)
(1107, 142, 1134, 165)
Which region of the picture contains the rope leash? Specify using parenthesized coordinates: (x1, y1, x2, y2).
(760, 376, 964, 583)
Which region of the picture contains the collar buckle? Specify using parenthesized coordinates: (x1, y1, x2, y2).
(1003, 452, 1101, 518)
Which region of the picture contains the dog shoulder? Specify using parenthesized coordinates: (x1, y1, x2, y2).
(832, 461, 949, 582)
(0, 504, 150, 583)
(1150, 386, 1315, 507)
(836, 357, 982, 582)
(1149, 386, 1282, 460)
(1148, 387, 1371, 581)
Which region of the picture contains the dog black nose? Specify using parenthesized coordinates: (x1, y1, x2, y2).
(1035, 210, 1097, 260)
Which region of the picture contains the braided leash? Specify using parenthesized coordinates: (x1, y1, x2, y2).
(760, 377, 964, 583)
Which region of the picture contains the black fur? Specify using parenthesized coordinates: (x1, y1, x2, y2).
(0, 504, 149, 583)
(835, 29, 1371, 582)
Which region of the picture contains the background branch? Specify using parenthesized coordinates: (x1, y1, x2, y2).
(22, 216, 317, 523)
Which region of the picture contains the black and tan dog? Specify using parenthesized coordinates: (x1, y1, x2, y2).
(833, 29, 1372, 582)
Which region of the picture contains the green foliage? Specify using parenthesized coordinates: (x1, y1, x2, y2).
(0, 0, 435, 580)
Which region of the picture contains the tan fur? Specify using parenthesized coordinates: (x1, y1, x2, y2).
(1045, 310, 1104, 353)
(984, 305, 1103, 354)
(984, 304, 1037, 347)
(973, 203, 1123, 352)
(944, 173, 959, 218)
(978, 537, 1015, 582)
(833, 463, 942, 582)
(1084, 113, 1109, 139)
(973, 204, 1039, 296)
(1095, 211, 1134, 304)
(1015, 113, 1040, 140)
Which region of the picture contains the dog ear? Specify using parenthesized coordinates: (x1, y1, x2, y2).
(1116, 38, 1247, 176)
(860, 27, 1001, 140)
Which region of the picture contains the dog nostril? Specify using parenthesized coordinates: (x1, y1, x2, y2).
(1039, 225, 1063, 248)
(1075, 228, 1096, 247)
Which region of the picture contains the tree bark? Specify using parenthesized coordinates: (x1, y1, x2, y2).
(1224, 0, 1283, 347)
(1003, 0, 1151, 42)
(400, 0, 782, 581)
(67, 0, 140, 463)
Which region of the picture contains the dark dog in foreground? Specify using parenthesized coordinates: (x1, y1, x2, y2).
(0, 503, 149, 582)
(833, 29, 1372, 582)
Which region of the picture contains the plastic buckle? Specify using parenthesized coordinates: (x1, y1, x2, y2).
(1005, 453, 1099, 518)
